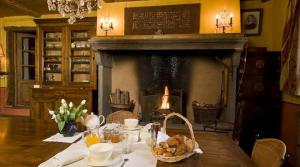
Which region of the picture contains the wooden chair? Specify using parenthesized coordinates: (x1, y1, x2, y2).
(106, 110, 138, 124)
(251, 138, 286, 167)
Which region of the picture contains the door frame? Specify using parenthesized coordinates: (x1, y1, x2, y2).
(4, 27, 36, 107)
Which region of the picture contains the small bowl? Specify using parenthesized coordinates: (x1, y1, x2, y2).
(89, 143, 113, 162)
(124, 119, 139, 129)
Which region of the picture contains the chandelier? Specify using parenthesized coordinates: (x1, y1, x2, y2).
(47, 0, 102, 24)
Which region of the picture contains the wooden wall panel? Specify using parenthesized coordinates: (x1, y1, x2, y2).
(281, 102, 299, 167)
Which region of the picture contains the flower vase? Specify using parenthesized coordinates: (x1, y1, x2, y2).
(60, 121, 77, 137)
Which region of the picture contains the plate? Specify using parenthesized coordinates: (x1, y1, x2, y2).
(123, 125, 143, 131)
(85, 152, 122, 166)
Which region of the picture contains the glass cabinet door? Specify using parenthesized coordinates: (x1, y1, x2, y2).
(43, 30, 63, 84)
(70, 30, 92, 84)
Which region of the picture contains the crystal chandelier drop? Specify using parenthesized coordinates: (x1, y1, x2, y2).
(47, 0, 102, 24)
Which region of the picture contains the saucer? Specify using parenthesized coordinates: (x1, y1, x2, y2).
(85, 152, 122, 166)
(123, 125, 142, 131)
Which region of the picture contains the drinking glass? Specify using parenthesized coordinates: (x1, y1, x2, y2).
(103, 128, 112, 142)
(121, 133, 134, 154)
(111, 130, 121, 143)
(151, 122, 161, 147)
(82, 128, 101, 147)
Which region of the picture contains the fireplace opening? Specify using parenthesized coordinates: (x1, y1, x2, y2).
(139, 52, 191, 123)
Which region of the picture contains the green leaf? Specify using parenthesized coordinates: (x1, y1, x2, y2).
(70, 112, 76, 120)
(58, 121, 65, 132)
(64, 113, 68, 122)
(56, 115, 62, 122)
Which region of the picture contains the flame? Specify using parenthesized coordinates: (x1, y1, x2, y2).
(160, 86, 170, 109)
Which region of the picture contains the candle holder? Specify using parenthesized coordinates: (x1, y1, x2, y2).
(100, 16, 114, 36)
(215, 8, 233, 33)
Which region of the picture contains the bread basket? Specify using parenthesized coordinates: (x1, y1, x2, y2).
(152, 112, 197, 163)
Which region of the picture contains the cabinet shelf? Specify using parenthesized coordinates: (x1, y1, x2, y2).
(45, 55, 62, 57)
(71, 61, 90, 64)
(45, 47, 62, 50)
(71, 71, 90, 74)
(44, 61, 62, 64)
(44, 38, 62, 41)
(71, 47, 90, 51)
(71, 37, 90, 41)
(44, 70, 62, 73)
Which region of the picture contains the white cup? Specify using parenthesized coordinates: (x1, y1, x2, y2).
(124, 119, 139, 129)
(89, 143, 113, 162)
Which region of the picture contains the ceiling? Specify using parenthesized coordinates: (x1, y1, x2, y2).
(0, 0, 53, 17)
(0, 0, 143, 18)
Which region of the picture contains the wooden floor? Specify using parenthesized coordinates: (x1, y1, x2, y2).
(0, 87, 30, 117)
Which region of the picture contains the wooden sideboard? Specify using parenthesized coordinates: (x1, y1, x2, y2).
(30, 87, 96, 122)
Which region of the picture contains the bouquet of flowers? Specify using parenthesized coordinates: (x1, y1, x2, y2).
(49, 99, 88, 136)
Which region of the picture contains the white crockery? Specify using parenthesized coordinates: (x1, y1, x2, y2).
(124, 119, 139, 128)
(85, 152, 122, 167)
(89, 143, 113, 162)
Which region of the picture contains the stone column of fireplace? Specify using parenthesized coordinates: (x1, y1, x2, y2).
(225, 51, 242, 122)
(93, 50, 112, 116)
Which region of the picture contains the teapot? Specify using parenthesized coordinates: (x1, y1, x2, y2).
(81, 112, 105, 130)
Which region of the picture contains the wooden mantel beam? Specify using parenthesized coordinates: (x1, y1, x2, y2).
(1, 0, 41, 17)
(103, 0, 144, 2)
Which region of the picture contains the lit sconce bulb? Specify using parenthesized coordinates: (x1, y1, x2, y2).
(229, 13, 233, 25)
(216, 14, 220, 27)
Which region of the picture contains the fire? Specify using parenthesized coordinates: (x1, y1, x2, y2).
(160, 86, 170, 109)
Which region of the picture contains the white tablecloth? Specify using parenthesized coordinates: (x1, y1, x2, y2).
(39, 141, 157, 167)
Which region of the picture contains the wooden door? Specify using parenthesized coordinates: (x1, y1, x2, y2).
(16, 33, 36, 107)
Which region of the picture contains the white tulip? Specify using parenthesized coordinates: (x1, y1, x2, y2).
(61, 99, 66, 104)
(49, 110, 55, 115)
(51, 114, 56, 120)
(69, 102, 73, 108)
(81, 99, 86, 105)
(59, 108, 64, 114)
(82, 109, 88, 113)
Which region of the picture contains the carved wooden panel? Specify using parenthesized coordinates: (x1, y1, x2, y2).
(124, 4, 200, 35)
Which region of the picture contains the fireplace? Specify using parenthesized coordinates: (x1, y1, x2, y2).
(90, 34, 247, 124)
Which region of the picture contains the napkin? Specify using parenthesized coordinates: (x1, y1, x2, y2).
(156, 131, 203, 154)
(43, 133, 82, 143)
(38, 142, 88, 167)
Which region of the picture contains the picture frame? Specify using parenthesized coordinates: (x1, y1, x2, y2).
(241, 9, 263, 36)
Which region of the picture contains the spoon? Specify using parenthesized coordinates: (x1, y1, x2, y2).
(121, 158, 129, 167)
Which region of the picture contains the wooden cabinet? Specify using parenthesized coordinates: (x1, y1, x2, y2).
(30, 18, 97, 121)
(30, 88, 93, 122)
(237, 47, 281, 155)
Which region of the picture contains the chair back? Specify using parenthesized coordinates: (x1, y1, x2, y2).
(251, 138, 286, 167)
(106, 110, 138, 124)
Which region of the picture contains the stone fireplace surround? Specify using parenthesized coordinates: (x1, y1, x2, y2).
(90, 34, 247, 123)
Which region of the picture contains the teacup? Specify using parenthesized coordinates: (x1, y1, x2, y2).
(124, 119, 139, 129)
(89, 143, 113, 162)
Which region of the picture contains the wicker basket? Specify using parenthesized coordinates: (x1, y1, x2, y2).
(152, 112, 196, 163)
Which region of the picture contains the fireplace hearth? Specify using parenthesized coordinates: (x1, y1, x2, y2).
(90, 34, 247, 124)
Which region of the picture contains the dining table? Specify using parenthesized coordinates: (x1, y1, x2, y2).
(0, 117, 256, 167)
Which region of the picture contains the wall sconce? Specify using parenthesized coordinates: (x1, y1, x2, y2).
(100, 16, 114, 36)
(215, 8, 233, 33)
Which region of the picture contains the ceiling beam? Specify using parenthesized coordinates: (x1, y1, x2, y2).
(0, 0, 41, 17)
